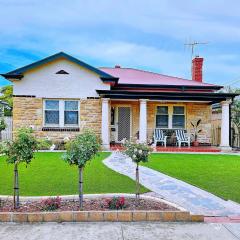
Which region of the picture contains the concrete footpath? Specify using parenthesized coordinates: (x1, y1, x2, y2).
(103, 153, 240, 216)
(0, 222, 240, 240)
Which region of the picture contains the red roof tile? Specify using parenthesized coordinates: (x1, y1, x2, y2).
(100, 67, 219, 87)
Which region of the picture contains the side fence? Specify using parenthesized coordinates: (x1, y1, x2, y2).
(1, 116, 13, 141)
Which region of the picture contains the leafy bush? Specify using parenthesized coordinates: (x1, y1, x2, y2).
(37, 138, 53, 150)
(53, 141, 66, 150)
(41, 196, 61, 211)
(106, 196, 126, 210)
(123, 139, 152, 164)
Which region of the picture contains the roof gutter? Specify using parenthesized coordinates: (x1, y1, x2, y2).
(113, 83, 222, 90)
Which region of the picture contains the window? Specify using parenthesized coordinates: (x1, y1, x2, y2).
(156, 106, 169, 128)
(172, 106, 185, 128)
(44, 100, 79, 127)
(45, 100, 59, 125)
(64, 101, 79, 125)
(155, 105, 185, 129)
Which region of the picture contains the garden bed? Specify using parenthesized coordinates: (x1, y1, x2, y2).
(0, 197, 177, 212)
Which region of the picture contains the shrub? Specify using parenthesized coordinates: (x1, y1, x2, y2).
(41, 196, 61, 211)
(106, 196, 126, 210)
(37, 138, 53, 150)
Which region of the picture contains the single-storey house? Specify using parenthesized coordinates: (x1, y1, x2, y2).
(1, 52, 238, 150)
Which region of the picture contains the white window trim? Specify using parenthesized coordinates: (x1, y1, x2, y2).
(172, 106, 185, 129)
(155, 105, 186, 129)
(43, 99, 80, 128)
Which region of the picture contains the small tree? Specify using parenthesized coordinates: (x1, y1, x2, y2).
(63, 130, 100, 209)
(122, 139, 152, 202)
(0, 118, 6, 140)
(3, 128, 38, 209)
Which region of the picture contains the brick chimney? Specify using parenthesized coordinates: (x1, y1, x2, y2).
(192, 56, 204, 82)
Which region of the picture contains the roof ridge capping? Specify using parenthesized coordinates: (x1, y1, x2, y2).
(1, 52, 118, 84)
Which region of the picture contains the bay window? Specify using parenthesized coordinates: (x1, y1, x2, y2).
(44, 100, 79, 127)
(155, 105, 185, 129)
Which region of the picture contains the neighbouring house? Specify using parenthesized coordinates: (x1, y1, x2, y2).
(1, 52, 238, 150)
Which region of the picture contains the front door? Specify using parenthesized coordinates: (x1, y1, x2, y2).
(117, 107, 131, 142)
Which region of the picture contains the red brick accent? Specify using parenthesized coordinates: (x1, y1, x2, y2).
(192, 57, 204, 82)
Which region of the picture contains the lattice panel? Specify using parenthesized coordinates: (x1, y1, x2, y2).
(118, 107, 131, 141)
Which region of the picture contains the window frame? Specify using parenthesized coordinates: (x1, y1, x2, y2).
(44, 100, 60, 127)
(43, 99, 80, 128)
(172, 106, 185, 129)
(155, 105, 186, 129)
(64, 100, 79, 127)
(155, 106, 169, 129)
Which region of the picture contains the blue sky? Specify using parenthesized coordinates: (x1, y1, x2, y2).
(0, 0, 240, 87)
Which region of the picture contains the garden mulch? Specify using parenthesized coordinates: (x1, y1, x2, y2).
(0, 197, 178, 212)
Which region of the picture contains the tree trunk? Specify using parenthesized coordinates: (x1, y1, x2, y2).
(13, 163, 19, 209)
(78, 166, 83, 210)
(135, 162, 140, 203)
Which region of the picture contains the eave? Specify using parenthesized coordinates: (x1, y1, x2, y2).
(96, 90, 238, 104)
(0, 74, 23, 80)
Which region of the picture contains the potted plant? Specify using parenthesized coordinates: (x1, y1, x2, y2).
(191, 119, 202, 147)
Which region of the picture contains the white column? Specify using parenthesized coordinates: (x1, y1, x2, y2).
(139, 99, 147, 143)
(220, 99, 231, 149)
(101, 98, 110, 149)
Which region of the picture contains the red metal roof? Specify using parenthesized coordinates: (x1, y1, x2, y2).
(100, 67, 219, 87)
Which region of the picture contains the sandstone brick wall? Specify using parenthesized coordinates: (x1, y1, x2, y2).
(185, 103, 212, 143)
(147, 102, 212, 143)
(13, 97, 212, 144)
(13, 97, 102, 141)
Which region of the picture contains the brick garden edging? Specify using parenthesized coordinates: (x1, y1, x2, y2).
(0, 194, 204, 222)
(0, 210, 204, 223)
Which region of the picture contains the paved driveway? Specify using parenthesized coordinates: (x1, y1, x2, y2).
(104, 153, 240, 216)
(0, 222, 240, 240)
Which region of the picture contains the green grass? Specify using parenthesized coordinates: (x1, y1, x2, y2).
(141, 153, 240, 203)
(0, 152, 147, 196)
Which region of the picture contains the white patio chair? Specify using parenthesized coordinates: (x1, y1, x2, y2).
(153, 128, 167, 147)
(175, 129, 190, 147)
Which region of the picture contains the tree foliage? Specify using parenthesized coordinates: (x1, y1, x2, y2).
(4, 128, 38, 165)
(63, 130, 100, 209)
(2, 127, 38, 208)
(122, 139, 152, 202)
(63, 130, 100, 167)
(0, 85, 13, 116)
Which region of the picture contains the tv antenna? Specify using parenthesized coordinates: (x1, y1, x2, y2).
(184, 41, 209, 60)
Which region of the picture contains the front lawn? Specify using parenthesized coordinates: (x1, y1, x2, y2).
(0, 152, 148, 196)
(141, 153, 240, 203)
